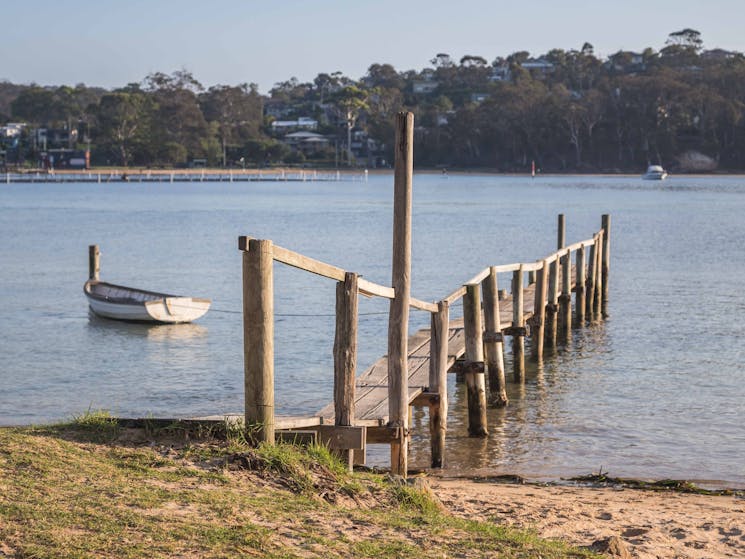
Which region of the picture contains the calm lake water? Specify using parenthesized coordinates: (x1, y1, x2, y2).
(1, 174, 744, 487)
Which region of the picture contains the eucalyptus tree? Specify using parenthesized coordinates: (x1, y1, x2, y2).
(200, 83, 263, 166)
(142, 70, 208, 165)
(94, 90, 153, 166)
(330, 85, 369, 165)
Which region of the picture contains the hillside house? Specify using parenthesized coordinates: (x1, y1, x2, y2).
(271, 117, 319, 134)
(281, 131, 329, 154)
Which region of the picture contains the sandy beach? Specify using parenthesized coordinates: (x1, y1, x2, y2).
(430, 478, 745, 558)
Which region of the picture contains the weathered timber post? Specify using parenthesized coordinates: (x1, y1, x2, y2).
(594, 230, 604, 319)
(333, 272, 358, 471)
(560, 249, 572, 342)
(482, 267, 508, 406)
(88, 245, 100, 281)
(575, 244, 586, 325)
(601, 214, 611, 318)
(242, 238, 275, 444)
(545, 258, 559, 350)
(429, 300, 449, 468)
(557, 213, 566, 250)
(511, 266, 525, 381)
(388, 111, 413, 476)
(586, 235, 597, 321)
(463, 284, 488, 436)
(532, 259, 549, 361)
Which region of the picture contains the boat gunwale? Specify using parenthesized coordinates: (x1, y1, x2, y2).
(84, 279, 180, 305)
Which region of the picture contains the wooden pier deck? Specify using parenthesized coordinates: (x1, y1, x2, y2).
(235, 114, 611, 475)
(237, 215, 606, 467)
(316, 283, 537, 425)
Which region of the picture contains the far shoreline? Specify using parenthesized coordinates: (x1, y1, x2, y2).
(8, 166, 745, 179)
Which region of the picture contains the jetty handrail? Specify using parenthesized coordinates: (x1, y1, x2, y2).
(446, 235, 599, 298)
(239, 235, 437, 312)
(239, 230, 600, 316)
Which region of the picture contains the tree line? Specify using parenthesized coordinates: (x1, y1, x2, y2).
(2, 29, 745, 172)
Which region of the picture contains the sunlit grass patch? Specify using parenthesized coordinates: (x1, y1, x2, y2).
(0, 423, 601, 559)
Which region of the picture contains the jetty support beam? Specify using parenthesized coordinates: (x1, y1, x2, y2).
(482, 267, 508, 406)
(601, 214, 611, 317)
(463, 284, 488, 436)
(388, 111, 414, 476)
(429, 300, 449, 467)
(88, 245, 100, 281)
(334, 272, 358, 471)
(242, 238, 275, 445)
(511, 267, 525, 381)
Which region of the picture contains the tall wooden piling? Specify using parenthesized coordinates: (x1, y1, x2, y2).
(557, 214, 566, 250)
(560, 249, 572, 341)
(586, 236, 597, 321)
(601, 214, 611, 317)
(594, 230, 604, 318)
(532, 259, 549, 361)
(429, 300, 449, 468)
(333, 272, 358, 470)
(482, 267, 508, 406)
(388, 112, 414, 476)
(575, 244, 586, 324)
(243, 238, 275, 444)
(88, 245, 100, 281)
(463, 284, 488, 436)
(546, 259, 559, 350)
(511, 266, 525, 381)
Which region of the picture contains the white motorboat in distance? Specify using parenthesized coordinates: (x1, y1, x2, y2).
(84, 280, 211, 323)
(642, 165, 668, 180)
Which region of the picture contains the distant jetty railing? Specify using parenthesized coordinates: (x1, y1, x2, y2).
(3, 168, 369, 184)
(238, 113, 611, 476)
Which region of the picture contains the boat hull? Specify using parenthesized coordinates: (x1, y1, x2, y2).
(642, 165, 668, 180)
(84, 280, 210, 323)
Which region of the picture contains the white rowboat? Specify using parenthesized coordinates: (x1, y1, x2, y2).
(84, 280, 211, 323)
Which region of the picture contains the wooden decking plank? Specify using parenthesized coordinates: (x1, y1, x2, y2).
(317, 267, 576, 424)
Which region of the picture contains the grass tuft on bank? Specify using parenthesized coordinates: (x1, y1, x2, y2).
(0, 414, 600, 558)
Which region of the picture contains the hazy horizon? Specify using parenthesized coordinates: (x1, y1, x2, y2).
(3, 0, 744, 93)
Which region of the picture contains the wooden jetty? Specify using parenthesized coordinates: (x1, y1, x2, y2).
(236, 113, 612, 476)
(3, 169, 367, 184)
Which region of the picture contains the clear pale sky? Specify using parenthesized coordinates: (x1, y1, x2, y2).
(3, 0, 743, 93)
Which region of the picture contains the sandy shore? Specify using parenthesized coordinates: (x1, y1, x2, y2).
(430, 478, 744, 558)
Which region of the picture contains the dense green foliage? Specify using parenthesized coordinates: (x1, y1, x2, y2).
(2, 30, 745, 171)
